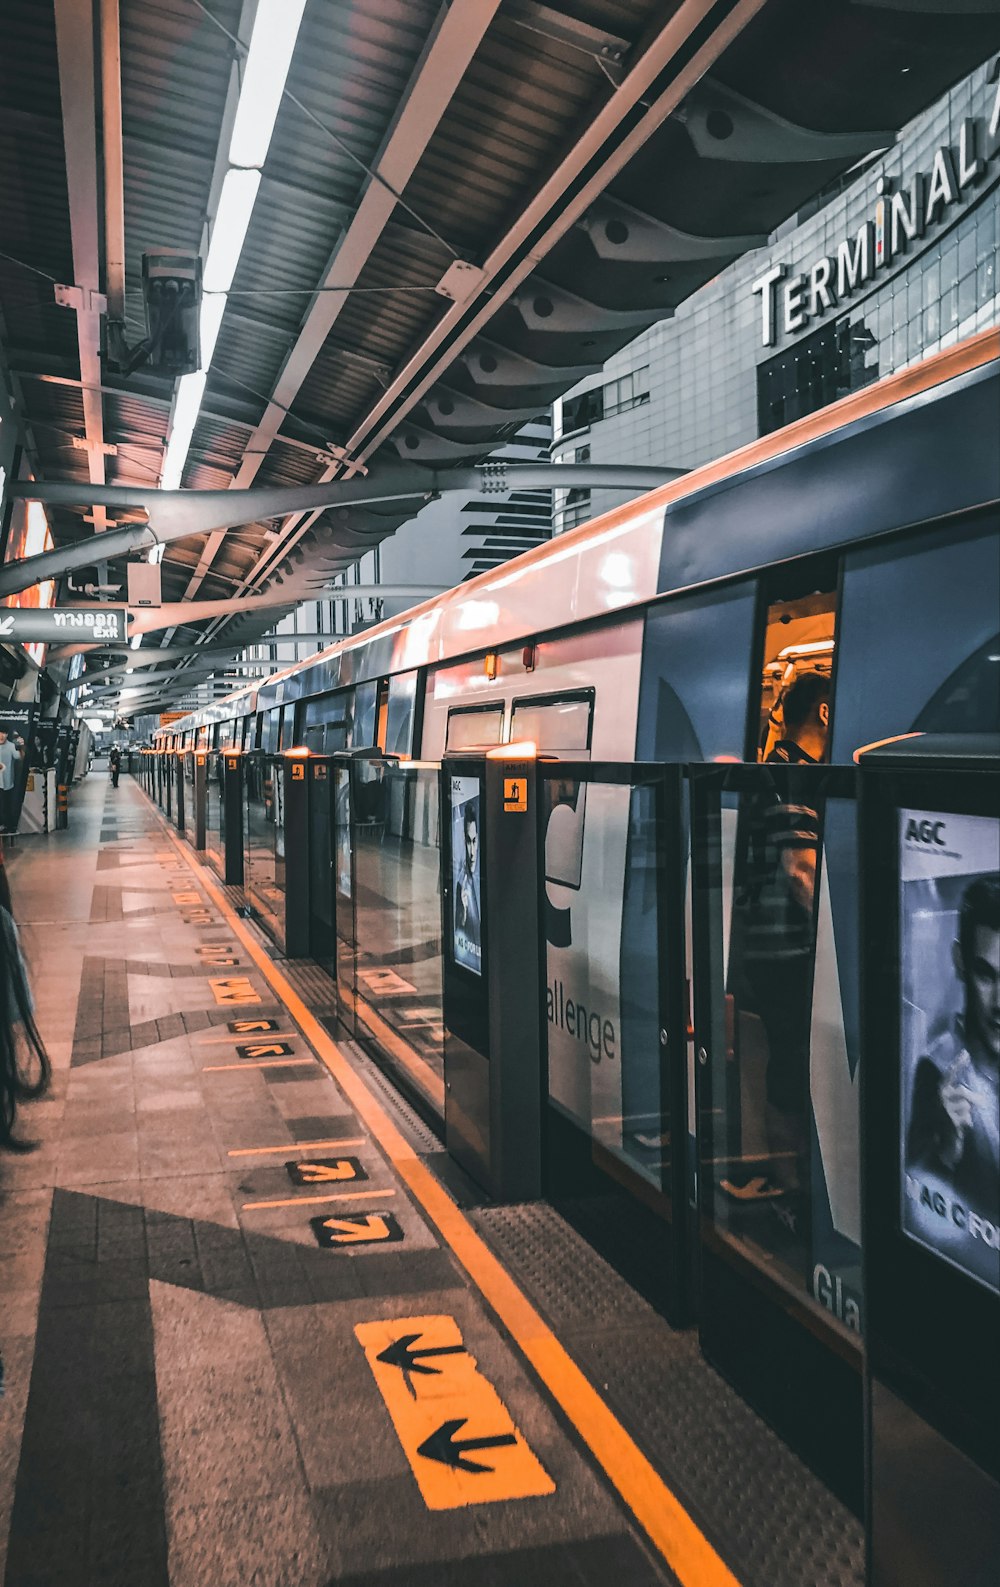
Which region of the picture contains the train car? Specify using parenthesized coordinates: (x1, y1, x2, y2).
(238, 330, 997, 766)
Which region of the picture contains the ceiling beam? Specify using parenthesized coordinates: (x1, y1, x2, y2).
(5, 462, 680, 596)
(53, 0, 108, 532)
(345, 0, 770, 468)
(99, 0, 126, 326)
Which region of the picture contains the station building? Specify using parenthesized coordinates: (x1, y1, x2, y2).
(552, 60, 1000, 531)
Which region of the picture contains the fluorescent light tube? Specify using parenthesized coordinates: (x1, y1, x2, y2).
(200, 292, 228, 369)
(228, 0, 307, 169)
(203, 168, 261, 294)
(161, 369, 207, 489)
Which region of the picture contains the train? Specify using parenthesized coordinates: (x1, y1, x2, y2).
(144, 326, 999, 1508)
(155, 328, 999, 773)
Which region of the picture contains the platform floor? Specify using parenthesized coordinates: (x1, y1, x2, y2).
(1, 775, 867, 1587)
(0, 778, 679, 1587)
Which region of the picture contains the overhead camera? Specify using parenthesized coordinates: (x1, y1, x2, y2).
(107, 251, 202, 377)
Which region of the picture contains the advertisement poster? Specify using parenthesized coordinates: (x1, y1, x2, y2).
(900, 809, 1000, 1294)
(29, 720, 57, 769)
(450, 775, 482, 976)
(0, 705, 35, 833)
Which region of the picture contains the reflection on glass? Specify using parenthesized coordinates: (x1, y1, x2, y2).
(205, 752, 223, 868)
(543, 777, 669, 1193)
(351, 763, 445, 1110)
(703, 770, 863, 1340)
(244, 752, 284, 933)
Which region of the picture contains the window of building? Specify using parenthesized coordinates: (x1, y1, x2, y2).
(756, 314, 879, 436)
(559, 368, 650, 437)
(561, 386, 604, 434)
(604, 367, 650, 419)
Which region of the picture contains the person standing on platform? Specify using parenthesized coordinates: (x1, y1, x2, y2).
(109, 746, 121, 789)
(0, 729, 25, 833)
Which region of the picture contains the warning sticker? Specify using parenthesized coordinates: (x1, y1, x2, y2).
(503, 777, 527, 814)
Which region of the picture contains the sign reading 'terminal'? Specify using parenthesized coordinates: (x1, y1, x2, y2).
(0, 606, 128, 644)
(752, 74, 1000, 348)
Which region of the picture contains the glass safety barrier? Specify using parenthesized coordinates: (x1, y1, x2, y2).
(204, 751, 224, 876)
(689, 760, 863, 1512)
(243, 751, 286, 942)
(349, 758, 445, 1117)
(538, 761, 689, 1320)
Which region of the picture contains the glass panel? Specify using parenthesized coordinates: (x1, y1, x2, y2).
(543, 772, 671, 1195)
(352, 680, 377, 748)
(204, 752, 223, 868)
(260, 706, 281, 755)
(333, 764, 356, 1030)
(446, 707, 503, 750)
(351, 762, 445, 1112)
(302, 689, 351, 750)
(511, 695, 592, 752)
(698, 766, 863, 1342)
(244, 752, 283, 935)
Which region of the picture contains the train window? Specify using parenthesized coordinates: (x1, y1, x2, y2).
(352, 680, 378, 748)
(446, 705, 504, 750)
(300, 689, 350, 754)
(260, 706, 282, 755)
(754, 573, 838, 763)
(510, 691, 593, 754)
(375, 678, 390, 751)
(384, 671, 419, 757)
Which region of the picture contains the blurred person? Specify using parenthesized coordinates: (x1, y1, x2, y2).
(109, 745, 121, 789)
(0, 899, 50, 1152)
(907, 874, 1000, 1209)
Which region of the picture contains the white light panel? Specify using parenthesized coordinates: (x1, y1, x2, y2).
(229, 0, 308, 169)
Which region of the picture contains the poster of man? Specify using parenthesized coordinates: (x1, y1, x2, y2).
(0, 707, 33, 834)
(451, 775, 482, 976)
(900, 808, 1000, 1295)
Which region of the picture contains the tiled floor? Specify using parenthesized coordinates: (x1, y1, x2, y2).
(0, 778, 673, 1587)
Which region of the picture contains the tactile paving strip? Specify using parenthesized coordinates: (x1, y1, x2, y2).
(342, 1041, 443, 1154)
(281, 960, 339, 1012)
(471, 1203, 865, 1587)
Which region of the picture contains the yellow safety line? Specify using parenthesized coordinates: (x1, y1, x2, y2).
(241, 1188, 396, 1211)
(160, 815, 742, 1587)
(227, 1138, 366, 1157)
(202, 1057, 317, 1072)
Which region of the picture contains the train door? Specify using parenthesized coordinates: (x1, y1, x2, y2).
(690, 555, 866, 1512)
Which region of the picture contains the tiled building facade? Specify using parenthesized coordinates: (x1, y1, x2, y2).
(552, 60, 1000, 531)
